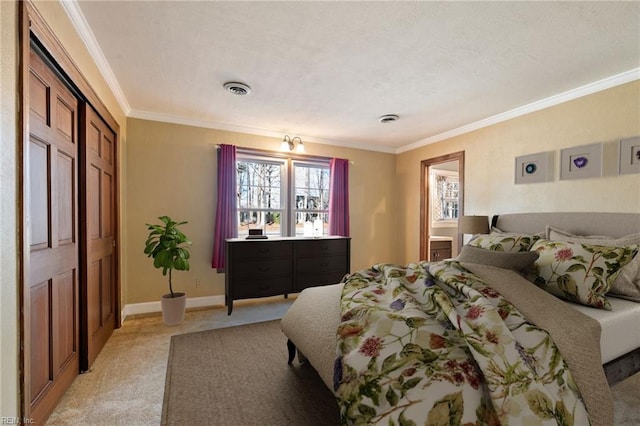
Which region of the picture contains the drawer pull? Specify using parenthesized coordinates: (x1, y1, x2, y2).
(258, 266, 270, 272)
(320, 262, 329, 268)
(258, 248, 270, 254)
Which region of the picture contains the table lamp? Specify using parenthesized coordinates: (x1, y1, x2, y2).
(459, 215, 489, 244)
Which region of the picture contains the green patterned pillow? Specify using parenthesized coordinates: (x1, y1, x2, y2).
(468, 231, 540, 253)
(527, 239, 639, 310)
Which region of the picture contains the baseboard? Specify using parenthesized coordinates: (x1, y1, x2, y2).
(121, 295, 225, 322)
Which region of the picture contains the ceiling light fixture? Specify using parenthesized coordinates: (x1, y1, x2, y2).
(223, 81, 252, 96)
(280, 135, 305, 153)
(379, 114, 399, 123)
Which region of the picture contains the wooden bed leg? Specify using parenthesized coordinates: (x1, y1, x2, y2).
(287, 339, 296, 365)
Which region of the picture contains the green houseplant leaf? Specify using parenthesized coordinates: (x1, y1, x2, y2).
(144, 216, 192, 298)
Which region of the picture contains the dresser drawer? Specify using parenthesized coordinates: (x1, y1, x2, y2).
(230, 241, 292, 260)
(233, 278, 291, 299)
(296, 255, 347, 274)
(295, 239, 347, 257)
(430, 240, 451, 250)
(231, 258, 291, 280)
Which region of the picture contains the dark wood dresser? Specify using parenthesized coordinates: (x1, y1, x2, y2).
(225, 236, 350, 314)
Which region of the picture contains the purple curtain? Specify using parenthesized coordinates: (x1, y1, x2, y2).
(211, 144, 238, 269)
(328, 158, 350, 236)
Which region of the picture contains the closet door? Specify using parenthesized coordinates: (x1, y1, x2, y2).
(28, 49, 80, 423)
(80, 104, 117, 370)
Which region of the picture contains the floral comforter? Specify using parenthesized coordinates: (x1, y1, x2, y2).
(334, 261, 590, 425)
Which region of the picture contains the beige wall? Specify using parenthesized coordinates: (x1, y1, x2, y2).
(125, 118, 398, 304)
(397, 81, 640, 264)
(1, 0, 19, 417)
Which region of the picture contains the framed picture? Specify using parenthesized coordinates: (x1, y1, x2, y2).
(619, 136, 640, 175)
(560, 143, 602, 180)
(515, 151, 551, 184)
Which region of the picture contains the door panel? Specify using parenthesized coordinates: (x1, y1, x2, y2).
(81, 105, 117, 370)
(27, 50, 79, 424)
(88, 260, 101, 337)
(29, 139, 49, 249)
(29, 280, 51, 401)
(55, 270, 76, 370)
(102, 255, 114, 323)
(57, 151, 74, 244)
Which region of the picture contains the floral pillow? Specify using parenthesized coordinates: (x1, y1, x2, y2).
(547, 226, 640, 302)
(468, 231, 540, 253)
(526, 239, 639, 310)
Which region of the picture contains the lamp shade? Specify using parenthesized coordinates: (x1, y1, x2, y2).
(459, 215, 489, 235)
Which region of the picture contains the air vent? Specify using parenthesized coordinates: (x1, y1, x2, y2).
(223, 81, 252, 96)
(379, 114, 399, 123)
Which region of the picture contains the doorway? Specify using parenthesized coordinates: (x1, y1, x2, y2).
(420, 152, 465, 261)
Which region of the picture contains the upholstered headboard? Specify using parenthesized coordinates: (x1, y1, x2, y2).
(492, 212, 640, 238)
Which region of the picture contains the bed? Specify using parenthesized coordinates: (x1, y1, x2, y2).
(281, 212, 640, 426)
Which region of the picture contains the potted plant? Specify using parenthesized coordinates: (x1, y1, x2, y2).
(144, 216, 192, 325)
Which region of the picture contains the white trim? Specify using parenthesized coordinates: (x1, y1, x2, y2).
(396, 68, 640, 154)
(60, 0, 131, 115)
(121, 295, 225, 322)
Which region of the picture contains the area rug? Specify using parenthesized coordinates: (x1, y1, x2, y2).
(161, 320, 340, 425)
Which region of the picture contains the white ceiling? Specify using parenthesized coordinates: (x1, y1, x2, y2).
(66, 1, 640, 153)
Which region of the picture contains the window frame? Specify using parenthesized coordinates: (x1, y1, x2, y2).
(290, 159, 330, 236)
(430, 168, 460, 228)
(236, 148, 330, 237)
(236, 153, 288, 237)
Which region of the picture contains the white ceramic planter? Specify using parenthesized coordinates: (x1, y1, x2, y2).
(161, 292, 186, 325)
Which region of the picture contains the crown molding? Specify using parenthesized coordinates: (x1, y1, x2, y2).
(128, 109, 397, 154)
(60, 0, 131, 115)
(396, 68, 640, 154)
(60, 0, 637, 156)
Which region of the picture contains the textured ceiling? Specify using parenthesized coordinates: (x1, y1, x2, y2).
(68, 1, 640, 153)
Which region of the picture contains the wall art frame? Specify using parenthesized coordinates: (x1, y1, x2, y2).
(619, 136, 640, 175)
(515, 151, 551, 184)
(560, 142, 602, 180)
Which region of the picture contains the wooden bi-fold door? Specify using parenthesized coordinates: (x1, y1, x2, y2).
(80, 104, 117, 371)
(27, 48, 80, 424)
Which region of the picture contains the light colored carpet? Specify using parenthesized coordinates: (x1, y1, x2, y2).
(45, 296, 640, 425)
(162, 320, 339, 425)
(46, 297, 296, 425)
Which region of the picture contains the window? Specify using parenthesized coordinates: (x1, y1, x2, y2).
(293, 162, 329, 236)
(236, 153, 329, 237)
(237, 157, 285, 236)
(430, 168, 459, 227)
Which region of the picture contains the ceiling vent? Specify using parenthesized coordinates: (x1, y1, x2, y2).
(378, 114, 399, 123)
(223, 81, 252, 96)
